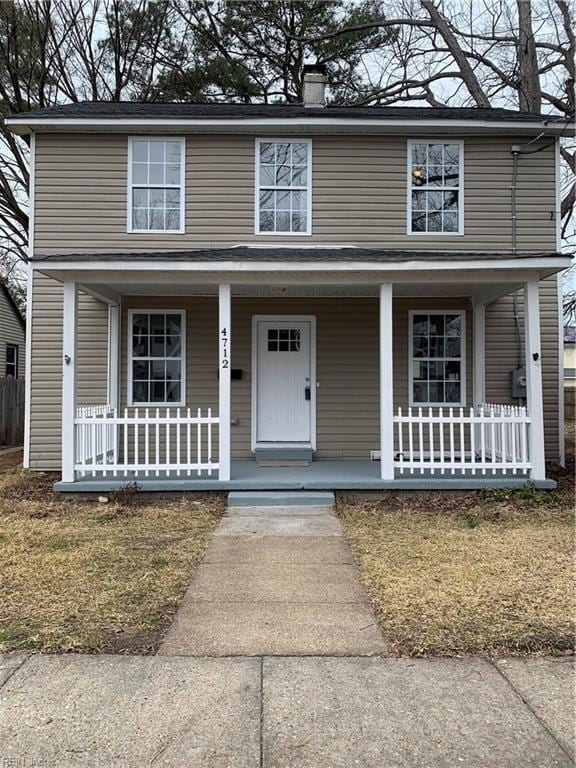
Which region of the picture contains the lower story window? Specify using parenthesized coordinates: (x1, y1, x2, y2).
(410, 311, 465, 405)
(5, 344, 18, 378)
(129, 310, 185, 405)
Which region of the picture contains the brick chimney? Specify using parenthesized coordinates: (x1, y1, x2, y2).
(302, 64, 328, 107)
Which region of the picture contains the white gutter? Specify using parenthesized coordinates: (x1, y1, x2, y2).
(6, 115, 571, 135)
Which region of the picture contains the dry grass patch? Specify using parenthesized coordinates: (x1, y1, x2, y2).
(0, 470, 224, 654)
(338, 459, 574, 657)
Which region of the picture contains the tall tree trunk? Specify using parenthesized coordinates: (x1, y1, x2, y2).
(516, 0, 542, 112)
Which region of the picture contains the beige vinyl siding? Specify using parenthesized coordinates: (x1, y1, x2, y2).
(34, 134, 556, 253)
(0, 290, 25, 378)
(28, 272, 109, 470)
(485, 275, 560, 461)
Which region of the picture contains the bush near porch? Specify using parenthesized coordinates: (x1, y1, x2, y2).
(338, 426, 575, 657)
(0, 466, 224, 654)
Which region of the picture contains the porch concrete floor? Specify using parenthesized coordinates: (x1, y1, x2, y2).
(54, 459, 554, 492)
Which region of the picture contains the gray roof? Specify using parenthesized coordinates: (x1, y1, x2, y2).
(31, 248, 563, 263)
(8, 102, 568, 124)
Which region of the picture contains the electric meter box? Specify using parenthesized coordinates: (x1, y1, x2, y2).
(510, 368, 527, 399)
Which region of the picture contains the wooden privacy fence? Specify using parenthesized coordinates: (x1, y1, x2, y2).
(0, 377, 25, 445)
(393, 403, 531, 476)
(75, 405, 219, 478)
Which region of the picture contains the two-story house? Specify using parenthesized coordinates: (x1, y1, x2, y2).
(7, 67, 572, 492)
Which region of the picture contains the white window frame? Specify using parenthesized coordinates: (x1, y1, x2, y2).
(406, 139, 464, 236)
(127, 309, 186, 407)
(408, 310, 466, 407)
(5, 343, 18, 378)
(127, 137, 185, 234)
(254, 138, 312, 236)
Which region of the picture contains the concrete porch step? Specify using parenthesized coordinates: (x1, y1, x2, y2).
(254, 447, 314, 464)
(227, 491, 335, 508)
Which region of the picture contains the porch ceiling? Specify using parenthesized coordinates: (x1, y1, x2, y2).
(80, 280, 526, 304)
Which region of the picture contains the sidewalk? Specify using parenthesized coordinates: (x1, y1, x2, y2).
(0, 653, 573, 767)
(158, 503, 387, 656)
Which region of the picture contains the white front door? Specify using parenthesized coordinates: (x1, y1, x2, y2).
(255, 318, 314, 444)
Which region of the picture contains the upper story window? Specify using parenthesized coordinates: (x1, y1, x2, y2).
(255, 139, 311, 235)
(408, 140, 463, 235)
(128, 138, 185, 234)
(5, 344, 18, 378)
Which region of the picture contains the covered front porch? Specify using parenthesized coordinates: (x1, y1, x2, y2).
(40, 249, 566, 491)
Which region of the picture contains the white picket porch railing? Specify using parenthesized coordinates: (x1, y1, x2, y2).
(74, 406, 219, 478)
(393, 403, 531, 476)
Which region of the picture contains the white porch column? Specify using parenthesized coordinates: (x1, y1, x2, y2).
(61, 282, 78, 482)
(107, 304, 120, 409)
(218, 284, 231, 481)
(524, 280, 546, 481)
(379, 283, 394, 480)
(473, 301, 486, 406)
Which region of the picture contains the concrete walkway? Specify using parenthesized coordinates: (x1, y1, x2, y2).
(0, 654, 573, 767)
(158, 503, 387, 656)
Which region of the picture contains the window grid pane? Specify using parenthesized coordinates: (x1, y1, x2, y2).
(410, 142, 461, 234)
(411, 313, 463, 405)
(267, 328, 301, 352)
(131, 312, 183, 404)
(258, 141, 309, 233)
(5, 344, 17, 377)
(130, 140, 183, 232)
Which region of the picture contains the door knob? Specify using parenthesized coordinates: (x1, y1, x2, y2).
(304, 386, 311, 401)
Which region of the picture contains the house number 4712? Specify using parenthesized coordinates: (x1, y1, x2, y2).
(220, 327, 229, 369)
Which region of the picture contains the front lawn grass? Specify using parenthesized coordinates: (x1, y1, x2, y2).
(0, 470, 224, 654)
(338, 442, 575, 657)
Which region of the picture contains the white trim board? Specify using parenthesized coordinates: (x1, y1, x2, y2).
(251, 314, 317, 452)
(23, 133, 35, 468)
(6, 116, 571, 136)
(31, 257, 572, 275)
(557, 272, 565, 466)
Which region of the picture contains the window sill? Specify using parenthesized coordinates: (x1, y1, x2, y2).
(255, 231, 313, 237)
(128, 402, 187, 408)
(407, 231, 464, 237)
(127, 229, 185, 235)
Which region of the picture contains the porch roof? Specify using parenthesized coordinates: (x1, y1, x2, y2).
(33, 247, 571, 305)
(32, 247, 565, 264)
